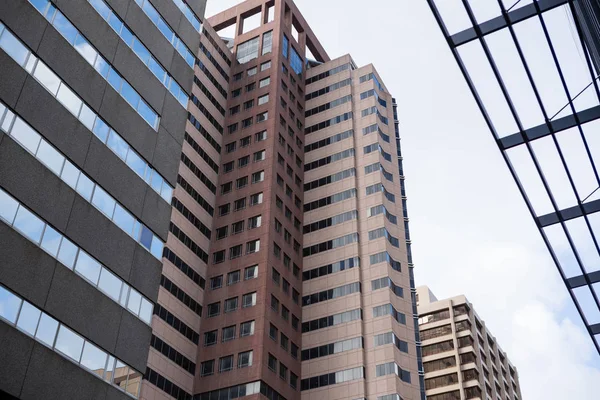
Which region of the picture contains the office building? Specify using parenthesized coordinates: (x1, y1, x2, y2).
(417, 286, 522, 400)
(427, 0, 600, 355)
(0, 0, 423, 399)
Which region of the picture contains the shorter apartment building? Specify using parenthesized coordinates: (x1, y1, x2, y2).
(416, 286, 522, 400)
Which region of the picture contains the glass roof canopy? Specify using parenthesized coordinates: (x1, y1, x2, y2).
(427, 0, 600, 355)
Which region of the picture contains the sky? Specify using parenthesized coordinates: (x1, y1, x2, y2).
(205, 1, 600, 398)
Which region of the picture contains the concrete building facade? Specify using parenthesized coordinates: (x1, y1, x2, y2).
(416, 286, 523, 400)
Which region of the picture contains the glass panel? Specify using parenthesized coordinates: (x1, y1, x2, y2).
(120, 81, 140, 108)
(74, 34, 97, 65)
(0, 189, 19, 224)
(104, 356, 115, 383)
(92, 186, 116, 218)
(13, 206, 45, 244)
(52, 12, 78, 45)
(139, 226, 153, 249)
(75, 251, 102, 285)
(79, 103, 96, 131)
(574, 286, 600, 325)
(113, 360, 129, 390)
(36, 140, 65, 176)
(0, 29, 29, 66)
(33, 62, 61, 96)
(132, 39, 151, 64)
(81, 341, 108, 378)
(113, 204, 134, 235)
(125, 369, 142, 396)
(11, 117, 42, 154)
(98, 268, 122, 302)
(137, 100, 158, 130)
(56, 84, 82, 116)
(127, 289, 141, 314)
(94, 56, 110, 78)
(60, 160, 79, 189)
(57, 237, 78, 269)
(35, 313, 59, 347)
(55, 325, 85, 362)
(107, 68, 122, 91)
(139, 299, 153, 324)
(16, 302, 41, 336)
(150, 235, 163, 259)
(125, 149, 146, 178)
(107, 130, 128, 160)
(75, 174, 94, 201)
(92, 118, 110, 143)
(40, 225, 62, 257)
(0, 286, 22, 324)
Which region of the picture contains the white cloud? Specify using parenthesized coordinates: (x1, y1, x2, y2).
(205, 1, 600, 398)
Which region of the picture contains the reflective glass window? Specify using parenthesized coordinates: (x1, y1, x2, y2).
(13, 206, 45, 244)
(55, 325, 85, 362)
(16, 300, 41, 336)
(35, 313, 59, 347)
(0, 286, 22, 324)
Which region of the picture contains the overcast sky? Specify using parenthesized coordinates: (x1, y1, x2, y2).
(206, 1, 600, 398)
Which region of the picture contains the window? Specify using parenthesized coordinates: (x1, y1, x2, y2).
(234, 198, 247, 211)
(293, 264, 300, 278)
(242, 292, 257, 308)
(233, 72, 243, 81)
(259, 77, 271, 88)
(210, 275, 223, 290)
(240, 320, 255, 337)
(213, 250, 225, 264)
(276, 175, 284, 187)
(273, 243, 281, 258)
(258, 94, 269, 105)
(224, 297, 238, 313)
(291, 343, 299, 359)
(240, 136, 252, 147)
(246, 239, 260, 254)
(216, 226, 228, 240)
(219, 355, 234, 372)
(237, 36, 260, 63)
(283, 254, 291, 268)
(291, 372, 298, 389)
(271, 295, 280, 312)
(244, 99, 254, 110)
(279, 363, 288, 381)
(274, 218, 282, 233)
(238, 156, 250, 168)
(284, 229, 292, 243)
(230, 105, 240, 115)
(269, 324, 278, 341)
(250, 192, 263, 205)
(254, 150, 266, 162)
(207, 302, 220, 317)
(252, 171, 265, 183)
(204, 330, 217, 347)
(262, 30, 273, 54)
(278, 153, 285, 166)
(280, 333, 289, 351)
(256, 111, 268, 123)
(255, 130, 267, 142)
(242, 117, 253, 129)
(219, 204, 230, 216)
(222, 325, 236, 342)
(221, 182, 232, 194)
(272, 268, 281, 285)
(232, 88, 241, 98)
(230, 244, 243, 259)
(292, 315, 299, 331)
(232, 221, 245, 235)
(223, 161, 234, 173)
(292, 289, 299, 304)
(285, 207, 292, 220)
(282, 279, 290, 295)
(245, 265, 258, 280)
(247, 66, 257, 76)
(201, 360, 214, 376)
(268, 353, 277, 372)
(225, 142, 236, 153)
(248, 215, 262, 229)
(261, 61, 271, 71)
(227, 270, 241, 286)
(228, 123, 238, 134)
(236, 176, 248, 189)
(275, 196, 283, 209)
(238, 350, 253, 368)
(245, 82, 256, 92)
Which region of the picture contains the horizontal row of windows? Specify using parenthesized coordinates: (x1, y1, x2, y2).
(204, 320, 255, 346)
(360, 72, 385, 92)
(171, 0, 201, 31)
(302, 257, 360, 281)
(305, 94, 352, 118)
(375, 362, 411, 383)
(169, 222, 209, 263)
(424, 372, 458, 391)
(303, 210, 357, 234)
(201, 350, 254, 376)
(0, 32, 173, 201)
(0, 284, 142, 397)
(215, 214, 261, 239)
(218, 192, 263, 216)
(196, 59, 228, 99)
(0, 187, 153, 324)
(303, 232, 359, 257)
(420, 324, 452, 341)
(302, 308, 362, 333)
(172, 198, 211, 240)
(134, 0, 195, 67)
(369, 227, 400, 247)
(305, 129, 353, 153)
(305, 78, 352, 100)
(0, 103, 164, 259)
(162, 247, 206, 289)
(304, 148, 354, 172)
(373, 303, 406, 325)
(368, 204, 398, 224)
(372, 277, 404, 297)
(160, 274, 202, 316)
(181, 153, 216, 194)
(423, 355, 456, 373)
(422, 339, 454, 357)
(206, 291, 256, 317)
(370, 251, 402, 272)
(363, 123, 390, 143)
(184, 132, 219, 173)
(304, 188, 356, 212)
(366, 183, 396, 203)
(145, 367, 191, 400)
(365, 162, 394, 182)
(187, 113, 221, 153)
(209, 265, 258, 290)
(199, 41, 229, 82)
(374, 331, 409, 353)
(28, 1, 161, 128)
(212, 239, 260, 263)
(306, 63, 352, 84)
(301, 367, 364, 391)
(177, 175, 214, 216)
(190, 93, 223, 134)
(360, 88, 387, 108)
(305, 111, 353, 135)
(196, 380, 286, 400)
(362, 106, 388, 125)
(193, 75, 225, 116)
(153, 304, 199, 344)
(364, 142, 393, 162)
(304, 168, 356, 192)
(202, 28, 231, 66)
(150, 334, 195, 375)
(302, 282, 361, 306)
(85, 0, 188, 107)
(301, 337, 363, 361)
